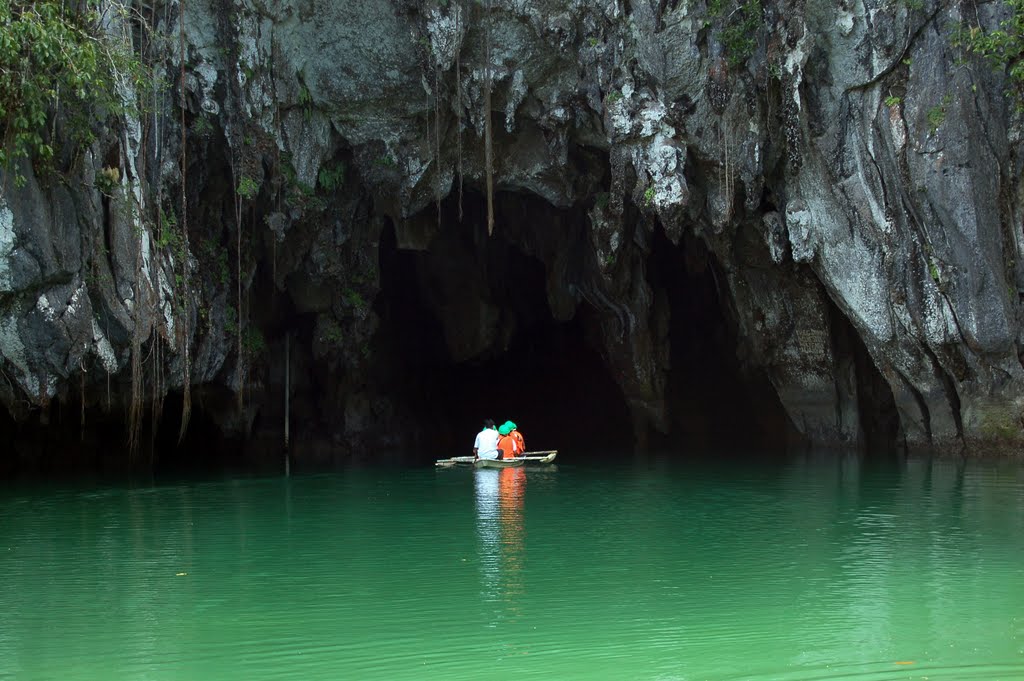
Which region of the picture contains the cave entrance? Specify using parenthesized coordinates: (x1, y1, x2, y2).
(375, 192, 633, 464)
(646, 225, 796, 456)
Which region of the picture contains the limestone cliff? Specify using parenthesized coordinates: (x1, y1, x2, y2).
(1, 0, 1022, 466)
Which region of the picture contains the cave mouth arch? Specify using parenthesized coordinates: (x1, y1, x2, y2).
(374, 192, 634, 463)
(373, 188, 799, 464)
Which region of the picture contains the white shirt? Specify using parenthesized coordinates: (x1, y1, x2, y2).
(474, 428, 501, 460)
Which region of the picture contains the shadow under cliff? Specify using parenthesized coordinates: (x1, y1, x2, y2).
(368, 189, 798, 465)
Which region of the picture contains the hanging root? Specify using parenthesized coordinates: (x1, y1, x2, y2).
(177, 0, 192, 443)
(456, 4, 464, 223)
(435, 63, 442, 227)
(483, 0, 494, 236)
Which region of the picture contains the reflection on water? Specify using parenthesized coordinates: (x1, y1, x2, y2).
(1, 456, 1023, 680)
(474, 467, 526, 618)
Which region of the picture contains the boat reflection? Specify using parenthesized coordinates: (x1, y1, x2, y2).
(474, 466, 527, 617)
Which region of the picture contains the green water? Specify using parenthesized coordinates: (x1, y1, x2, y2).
(2, 456, 1023, 680)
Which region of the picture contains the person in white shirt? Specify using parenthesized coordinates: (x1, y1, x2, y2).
(473, 419, 501, 460)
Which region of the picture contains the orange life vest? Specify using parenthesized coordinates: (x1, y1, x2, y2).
(497, 434, 518, 459)
(511, 430, 525, 454)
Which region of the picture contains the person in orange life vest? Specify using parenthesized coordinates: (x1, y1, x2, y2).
(507, 421, 525, 455)
(496, 423, 519, 460)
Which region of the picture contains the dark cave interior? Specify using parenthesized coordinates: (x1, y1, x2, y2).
(371, 189, 798, 466)
(0, 186, 901, 478)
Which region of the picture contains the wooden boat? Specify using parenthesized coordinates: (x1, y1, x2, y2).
(435, 450, 557, 467)
(474, 457, 525, 468)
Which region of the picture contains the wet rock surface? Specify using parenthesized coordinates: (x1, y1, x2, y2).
(1, 0, 1022, 470)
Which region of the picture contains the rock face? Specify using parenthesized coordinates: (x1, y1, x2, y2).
(1, 0, 1022, 466)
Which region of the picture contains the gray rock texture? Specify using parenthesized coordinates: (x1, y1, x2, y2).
(1, 0, 1022, 462)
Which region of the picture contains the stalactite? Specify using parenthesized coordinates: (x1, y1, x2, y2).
(484, 0, 494, 236)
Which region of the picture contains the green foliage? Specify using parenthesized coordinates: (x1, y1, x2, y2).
(720, 0, 762, 67)
(95, 166, 120, 195)
(605, 90, 623, 104)
(317, 161, 345, 191)
(320, 318, 344, 346)
(926, 94, 952, 133)
(192, 114, 214, 138)
(155, 208, 186, 256)
(885, 95, 902, 107)
(223, 305, 238, 336)
(643, 185, 656, 206)
(343, 288, 367, 311)
(297, 82, 313, 119)
(242, 326, 266, 355)
(0, 1, 148, 186)
(953, 0, 1024, 109)
(929, 260, 940, 284)
(199, 237, 230, 286)
(236, 175, 259, 201)
(278, 154, 327, 212)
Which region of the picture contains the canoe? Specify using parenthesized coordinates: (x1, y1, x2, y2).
(474, 457, 525, 468)
(435, 450, 558, 467)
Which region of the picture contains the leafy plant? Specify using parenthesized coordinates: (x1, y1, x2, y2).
(223, 305, 238, 336)
(0, 1, 150, 186)
(297, 82, 313, 119)
(953, 0, 1024, 109)
(720, 0, 762, 67)
(343, 288, 367, 311)
(321, 318, 344, 346)
(643, 185, 656, 206)
(318, 162, 345, 191)
(192, 115, 214, 138)
(237, 175, 259, 201)
(95, 166, 120, 196)
(885, 95, 902, 107)
(926, 94, 952, 133)
(242, 326, 266, 355)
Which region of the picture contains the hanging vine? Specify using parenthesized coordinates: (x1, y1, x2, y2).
(483, 0, 494, 235)
(455, 0, 464, 222)
(177, 0, 192, 442)
(435, 62, 442, 226)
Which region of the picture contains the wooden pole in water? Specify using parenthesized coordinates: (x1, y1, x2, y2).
(284, 333, 290, 477)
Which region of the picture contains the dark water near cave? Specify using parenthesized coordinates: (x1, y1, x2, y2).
(2, 455, 1023, 681)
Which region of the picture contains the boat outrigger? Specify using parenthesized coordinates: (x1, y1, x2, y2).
(435, 450, 557, 468)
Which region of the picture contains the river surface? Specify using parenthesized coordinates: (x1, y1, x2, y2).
(1, 455, 1023, 680)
